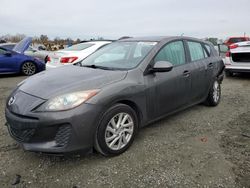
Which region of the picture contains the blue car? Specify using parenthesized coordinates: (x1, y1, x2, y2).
(0, 37, 45, 76)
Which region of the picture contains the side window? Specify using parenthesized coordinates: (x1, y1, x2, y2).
(187, 41, 205, 61)
(154, 41, 185, 66)
(0, 48, 7, 55)
(204, 44, 211, 57)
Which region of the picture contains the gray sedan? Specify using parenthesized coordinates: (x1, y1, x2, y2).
(5, 36, 224, 156)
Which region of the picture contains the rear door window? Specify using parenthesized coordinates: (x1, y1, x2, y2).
(154, 41, 186, 66)
(204, 44, 211, 57)
(187, 41, 205, 61)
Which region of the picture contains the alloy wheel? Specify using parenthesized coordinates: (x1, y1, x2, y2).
(213, 81, 220, 103)
(105, 113, 134, 151)
(22, 62, 36, 76)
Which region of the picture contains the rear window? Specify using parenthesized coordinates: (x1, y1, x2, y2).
(228, 38, 249, 43)
(62, 43, 94, 51)
(187, 41, 205, 61)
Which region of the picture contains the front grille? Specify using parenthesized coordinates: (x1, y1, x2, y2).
(8, 124, 35, 142)
(55, 124, 72, 147)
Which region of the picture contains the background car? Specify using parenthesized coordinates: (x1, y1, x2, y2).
(0, 42, 50, 62)
(46, 41, 111, 68)
(5, 36, 224, 156)
(224, 36, 250, 46)
(224, 41, 250, 76)
(25, 45, 51, 62)
(0, 37, 45, 76)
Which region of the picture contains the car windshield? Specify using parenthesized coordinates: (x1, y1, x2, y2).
(80, 41, 157, 70)
(62, 43, 94, 51)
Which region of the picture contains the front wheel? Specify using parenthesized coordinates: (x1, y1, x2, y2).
(21, 62, 37, 76)
(205, 79, 221, 106)
(94, 104, 138, 156)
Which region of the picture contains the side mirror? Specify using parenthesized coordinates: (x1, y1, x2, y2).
(4, 52, 12, 57)
(150, 61, 173, 73)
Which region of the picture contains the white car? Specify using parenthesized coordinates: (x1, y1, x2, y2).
(224, 41, 250, 76)
(46, 41, 111, 69)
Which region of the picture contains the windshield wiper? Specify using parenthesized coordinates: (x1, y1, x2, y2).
(81, 64, 116, 70)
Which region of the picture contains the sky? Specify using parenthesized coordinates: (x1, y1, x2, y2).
(0, 0, 249, 40)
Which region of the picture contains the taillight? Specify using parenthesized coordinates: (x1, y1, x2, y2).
(229, 44, 238, 49)
(60, 57, 78, 63)
(225, 51, 231, 57)
(46, 56, 51, 62)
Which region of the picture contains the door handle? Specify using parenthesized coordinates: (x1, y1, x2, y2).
(183, 70, 190, 77)
(208, 63, 213, 68)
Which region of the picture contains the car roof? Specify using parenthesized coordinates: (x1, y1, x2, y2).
(0, 42, 16, 46)
(120, 36, 208, 43)
(87, 41, 112, 45)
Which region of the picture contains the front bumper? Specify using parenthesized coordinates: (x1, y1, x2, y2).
(5, 103, 103, 154)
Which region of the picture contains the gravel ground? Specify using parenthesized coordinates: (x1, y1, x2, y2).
(0, 74, 249, 188)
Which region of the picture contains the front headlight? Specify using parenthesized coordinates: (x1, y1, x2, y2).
(43, 89, 99, 111)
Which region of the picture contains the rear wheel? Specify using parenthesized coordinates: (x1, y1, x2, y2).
(205, 79, 221, 106)
(94, 104, 138, 156)
(21, 62, 36, 76)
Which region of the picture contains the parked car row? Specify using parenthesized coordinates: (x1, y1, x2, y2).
(46, 41, 111, 69)
(0, 38, 113, 75)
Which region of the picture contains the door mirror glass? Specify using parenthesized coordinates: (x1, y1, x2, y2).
(152, 61, 173, 72)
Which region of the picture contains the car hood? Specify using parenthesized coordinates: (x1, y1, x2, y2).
(18, 66, 127, 99)
(13, 37, 32, 54)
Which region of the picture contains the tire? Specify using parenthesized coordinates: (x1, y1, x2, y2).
(94, 104, 138, 156)
(205, 79, 221, 106)
(225, 70, 233, 77)
(21, 62, 37, 76)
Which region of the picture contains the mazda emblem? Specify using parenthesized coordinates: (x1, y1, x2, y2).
(8, 96, 16, 106)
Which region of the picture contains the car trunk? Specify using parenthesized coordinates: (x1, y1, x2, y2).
(232, 53, 250, 63)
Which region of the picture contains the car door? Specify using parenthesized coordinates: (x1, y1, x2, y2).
(0, 48, 18, 73)
(185, 41, 209, 103)
(145, 40, 192, 119)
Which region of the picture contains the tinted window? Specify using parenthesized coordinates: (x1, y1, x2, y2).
(0, 48, 7, 55)
(154, 41, 185, 66)
(187, 41, 205, 61)
(1, 44, 15, 50)
(229, 38, 248, 43)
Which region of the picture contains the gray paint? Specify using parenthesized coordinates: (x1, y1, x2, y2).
(5, 36, 224, 153)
